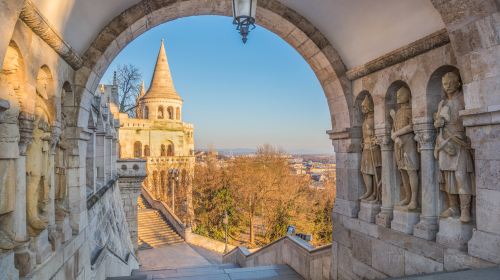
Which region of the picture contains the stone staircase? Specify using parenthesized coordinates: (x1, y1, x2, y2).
(108, 263, 304, 280)
(138, 195, 184, 249)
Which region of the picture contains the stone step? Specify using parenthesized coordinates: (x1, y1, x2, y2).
(139, 234, 180, 239)
(133, 264, 303, 280)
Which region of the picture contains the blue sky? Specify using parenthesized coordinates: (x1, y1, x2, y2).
(101, 16, 333, 154)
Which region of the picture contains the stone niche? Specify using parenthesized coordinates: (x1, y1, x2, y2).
(0, 18, 143, 280)
(332, 42, 498, 280)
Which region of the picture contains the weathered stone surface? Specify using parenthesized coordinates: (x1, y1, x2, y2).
(352, 258, 386, 280)
(343, 216, 379, 238)
(358, 201, 381, 224)
(371, 239, 404, 277)
(391, 208, 420, 235)
(444, 248, 496, 271)
(436, 218, 473, 251)
(332, 223, 351, 249)
(351, 231, 372, 265)
(468, 229, 500, 264)
(404, 251, 444, 275)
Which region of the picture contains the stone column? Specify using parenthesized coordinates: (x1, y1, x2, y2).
(328, 128, 363, 218)
(413, 123, 439, 240)
(105, 133, 113, 181)
(117, 159, 146, 254)
(375, 128, 399, 227)
(65, 127, 90, 235)
(95, 131, 105, 188)
(14, 114, 34, 277)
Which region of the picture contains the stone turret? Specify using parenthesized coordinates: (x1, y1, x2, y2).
(138, 40, 183, 121)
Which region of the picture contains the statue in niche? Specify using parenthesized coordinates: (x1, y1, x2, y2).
(55, 112, 69, 218)
(390, 86, 419, 210)
(26, 102, 52, 236)
(0, 47, 22, 249)
(359, 96, 382, 202)
(434, 72, 475, 223)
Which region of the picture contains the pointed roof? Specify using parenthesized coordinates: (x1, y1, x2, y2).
(142, 39, 182, 101)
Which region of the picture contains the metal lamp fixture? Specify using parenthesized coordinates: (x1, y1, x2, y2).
(232, 0, 257, 43)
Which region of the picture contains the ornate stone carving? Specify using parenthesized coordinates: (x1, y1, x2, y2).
(346, 29, 450, 80)
(26, 102, 52, 236)
(415, 128, 436, 151)
(19, 0, 83, 70)
(0, 47, 22, 249)
(359, 96, 382, 203)
(434, 72, 475, 223)
(390, 86, 420, 211)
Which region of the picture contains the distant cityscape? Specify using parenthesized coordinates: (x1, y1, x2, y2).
(195, 149, 336, 189)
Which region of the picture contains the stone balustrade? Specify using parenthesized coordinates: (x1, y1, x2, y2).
(223, 236, 332, 280)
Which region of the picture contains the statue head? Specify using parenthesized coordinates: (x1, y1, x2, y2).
(1, 46, 20, 75)
(442, 72, 461, 96)
(361, 95, 374, 114)
(396, 86, 411, 104)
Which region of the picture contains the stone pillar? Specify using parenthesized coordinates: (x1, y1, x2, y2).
(117, 159, 146, 254)
(95, 131, 105, 188)
(105, 133, 113, 181)
(14, 114, 34, 277)
(65, 127, 90, 235)
(464, 112, 500, 263)
(375, 128, 399, 227)
(413, 123, 439, 240)
(329, 129, 363, 218)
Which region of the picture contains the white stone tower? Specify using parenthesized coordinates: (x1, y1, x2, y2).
(137, 39, 183, 122)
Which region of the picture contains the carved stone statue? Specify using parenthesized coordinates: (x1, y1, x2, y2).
(0, 47, 22, 249)
(359, 96, 382, 202)
(390, 87, 419, 210)
(434, 72, 475, 223)
(26, 103, 52, 236)
(54, 121, 68, 218)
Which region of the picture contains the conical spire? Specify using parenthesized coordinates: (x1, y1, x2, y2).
(143, 39, 181, 100)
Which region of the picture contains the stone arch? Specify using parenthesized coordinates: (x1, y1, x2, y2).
(167, 106, 174, 120)
(426, 65, 461, 121)
(144, 106, 149, 119)
(144, 144, 150, 156)
(78, 0, 352, 134)
(160, 144, 166, 156)
(157, 106, 164, 119)
(385, 81, 411, 128)
(167, 142, 174, 157)
(134, 141, 142, 158)
(354, 90, 373, 128)
(2, 41, 26, 101)
(36, 65, 54, 100)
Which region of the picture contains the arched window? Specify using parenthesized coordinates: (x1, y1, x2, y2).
(144, 145, 150, 156)
(161, 144, 166, 156)
(134, 141, 142, 157)
(158, 106, 164, 119)
(144, 106, 149, 119)
(167, 143, 174, 156)
(176, 107, 180, 120)
(167, 106, 174, 120)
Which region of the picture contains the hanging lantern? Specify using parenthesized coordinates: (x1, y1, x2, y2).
(232, 0, 257, 43)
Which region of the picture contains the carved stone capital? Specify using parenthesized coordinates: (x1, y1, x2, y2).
(375, 134, 393, 151)
(415, 129, 436, 151)
(0, 99, 10, 121)
(18, 112, 34, 155)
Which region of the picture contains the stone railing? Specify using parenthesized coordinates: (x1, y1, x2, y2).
(223, 236, 332, 280)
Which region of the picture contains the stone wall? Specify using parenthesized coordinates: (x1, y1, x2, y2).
(0, 14, 145, 280)
(331, 40, 500, 279)
(223, 236, 332, 280)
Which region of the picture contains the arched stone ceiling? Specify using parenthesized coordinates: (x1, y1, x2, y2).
(30, 0, 445, 68)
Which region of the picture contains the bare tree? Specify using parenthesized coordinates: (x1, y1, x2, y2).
(113, 64, 142, 117)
